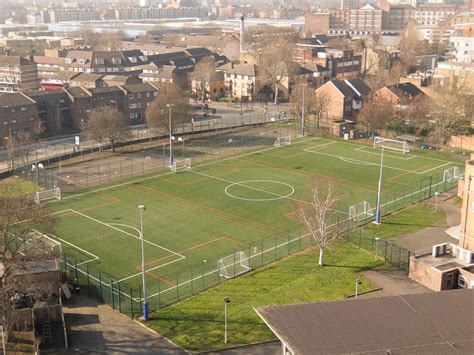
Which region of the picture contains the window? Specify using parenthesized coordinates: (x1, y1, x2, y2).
(137, 93, 142, 99)
(129, 104, 137, 109)
(10, 120, 17, 124)
(65, 58, 72, 64)
(78, 59, 85, 64)
(95, 58, 104, 65)
(146, 92, 151, 98)
(129, 113, 135, 119)
(10, 108, 15, 113)
(153, 91, 158, 96)
(146, 102, 151, 107)
(21, 106, 27, 112)
(112, 58, 121, 64)
(128, 94, 134, 99)
(2, 121, 8, 126)
(137, 103, 142, 108)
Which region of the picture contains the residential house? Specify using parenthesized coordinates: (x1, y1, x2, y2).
(191, 71, 225, 101)
(311, 49, 362, 79)
(26, 89, 71, 134)
(224, 63, 260, 101)
(374, 82, 426, 107)
(119, 83, 158, 122)
(315, 78, 371, 122)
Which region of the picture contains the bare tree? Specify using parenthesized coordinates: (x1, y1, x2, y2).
(3, 119, 44, 173)
(289, 81, 313, 121)
(312, 91, 331, 129)
(81, 106, 129, 152)
(0, 182, 56, 340)
(192, 56, 216, 102)
(145, 83, 190, 135)
(299, 178, 344, 266)
(357, 95, 396, 138)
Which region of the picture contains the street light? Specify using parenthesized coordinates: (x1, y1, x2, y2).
(434, 191, 440, 211)
(355, 279, 362, 299)
(374, 237, 380, 261)
(224, 297, 231, 343)
(374, 145, 385, 224)
(138, 205, 149, 320)
(166, 104, 174, 167)
(301, 83, 306, 137)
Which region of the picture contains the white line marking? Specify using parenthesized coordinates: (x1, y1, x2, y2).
(355, 146, 416, 160)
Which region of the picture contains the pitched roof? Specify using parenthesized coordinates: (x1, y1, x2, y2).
(386, 82, 424, 99)
(70, 73, 104, 82)
(345, 78, 371, 97)
(330, 80, 354, 97)
(256, 289, 474, 355)
(0, 55, 34, 66)
(226, 63, 259, 77)
(66, 86, 91, 98)
(121, 83, 157, 94)
(0, 92, 35, 107)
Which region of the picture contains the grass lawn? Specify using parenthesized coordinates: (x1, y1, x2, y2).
(146, 242, 382, 351)
(359, 203, 446, 239)
(0, 176, 39, 195)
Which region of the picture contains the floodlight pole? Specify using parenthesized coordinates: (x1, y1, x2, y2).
(301, 84, 306, 137)
(167, 104, 174, 167)
(138, 205, 149, 321)
(374, 237, 380, 261)
(375, 145, 385, 224)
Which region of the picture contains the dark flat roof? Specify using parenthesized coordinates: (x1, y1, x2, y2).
(255, 289, 474, 355)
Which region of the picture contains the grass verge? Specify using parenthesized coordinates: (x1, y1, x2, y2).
(146, 242, 381, 351)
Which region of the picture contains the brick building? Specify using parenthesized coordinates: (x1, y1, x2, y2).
(349, 4, 383, 34)
(120, 83, 158, 122)
(0, 92, 38, 138)
(0, 55, 39, 93)
(303, 11, 330, 37)
(409, 155, 474, 291)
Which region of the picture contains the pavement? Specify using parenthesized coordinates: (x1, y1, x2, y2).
(389, 194, 461, 255)
(56, 295, 186, 355)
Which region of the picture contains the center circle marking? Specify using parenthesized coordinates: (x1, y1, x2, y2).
(224, 180, 295, 202)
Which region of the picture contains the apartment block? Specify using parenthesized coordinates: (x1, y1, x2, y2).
(0, 55, 39, 93)
(416, 4, 456, 26)
(304, 11, 330, 36)
(0, 92, 39, 138)
(450, 36, 474, 62)
(349, 4, 383, 33)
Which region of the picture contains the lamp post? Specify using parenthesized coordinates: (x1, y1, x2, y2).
(374, 237, 380, 261)
(434, 191, 440, 211)
(301, 84, 306, 137)
(138, 205, 149, 320)
(224, 297, 231, 343)
(166, 104, 174, 167)
(355, 279, 362, 299)
(375, 145, 385, 224)
(240, 86, 243, 126)
(178, 136, 184, 155)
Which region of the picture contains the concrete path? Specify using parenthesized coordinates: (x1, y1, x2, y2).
(389, 194, 461, 255)
(58, 295, 186, 354)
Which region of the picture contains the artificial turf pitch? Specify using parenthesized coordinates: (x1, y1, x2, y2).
(45, 136, 462, 306)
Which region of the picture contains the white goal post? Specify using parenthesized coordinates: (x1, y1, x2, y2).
(19, 230, 62, 256)
(170, 158, 192, 173)
(35, 187, 61, 204)
(443, 167, 460, 183)
(374, 137, 410, 154)
(274, 135, 292, 148)
(218, 251, 251, 279)
(349, 201, 375, 221)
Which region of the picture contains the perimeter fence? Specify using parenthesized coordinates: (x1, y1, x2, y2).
(57, 167, 461, 319)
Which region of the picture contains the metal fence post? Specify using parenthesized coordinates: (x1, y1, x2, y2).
(130, 288, 134, 319)
(86, 265, 90, 297)
(118, 282, 122, 313)
(176, 272, 179, 301)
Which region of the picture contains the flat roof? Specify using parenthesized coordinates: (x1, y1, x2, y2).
(255, 289, 474, 355)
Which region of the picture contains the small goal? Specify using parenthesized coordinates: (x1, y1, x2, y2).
(274, 135, 292, 148)
(218, 251, 251, 279)
(18, 230, 62, 257)
(35, 187, 61, 204)
(443, 167, 460, 183)
(349, 201, 375, 221)
(170, 158, 191, 173)
(374, 137, 409, 154)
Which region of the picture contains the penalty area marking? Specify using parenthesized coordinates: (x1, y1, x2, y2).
(339, 157, 374, 166)
(224, 180, 295, 202)
(49, 234, 100, 266)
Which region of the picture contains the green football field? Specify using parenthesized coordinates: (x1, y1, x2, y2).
(44, 136, 463, 307)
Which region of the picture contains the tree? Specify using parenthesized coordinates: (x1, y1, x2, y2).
(145, 83, 190, 135)
(0, 182, 56, 340)
(312, 91, 331, 129)
(73, 29, 122, 50)
(4, 119, 44, 173)
(398, 21, 426, 72)
(357, 95, 396, 138)
(81, 106, 129, 152)
(289, 81, 313, 121)
(192, 56, 216, 102)
(259, 37, 296, 104)
(298, 178, 345, 266)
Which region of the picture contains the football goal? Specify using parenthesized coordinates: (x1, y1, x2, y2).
(443, 167, 460, 183)
(374, 137, 410, 154)
(218, 251, 251, 279)
(170, 158, 192, 173)
(274, 135, 292, 148)
(35, 187, 61, 204)
(349, 201, 375, 221)
(19, 230, 62, 257)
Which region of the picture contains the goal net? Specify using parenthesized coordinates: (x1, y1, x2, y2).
(274, 135, 292, 148)
(18, 230, 62, 257)
(349, 201, 375, 221)
(443, 167, 460, 183)
(170, 158, 191, 173)
(218, 251, 251, 279)
(35, 187, 61, 204)
(374, 137, 409, 154)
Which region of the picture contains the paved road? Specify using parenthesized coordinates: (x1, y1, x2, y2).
(58, 294, 186, 354)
